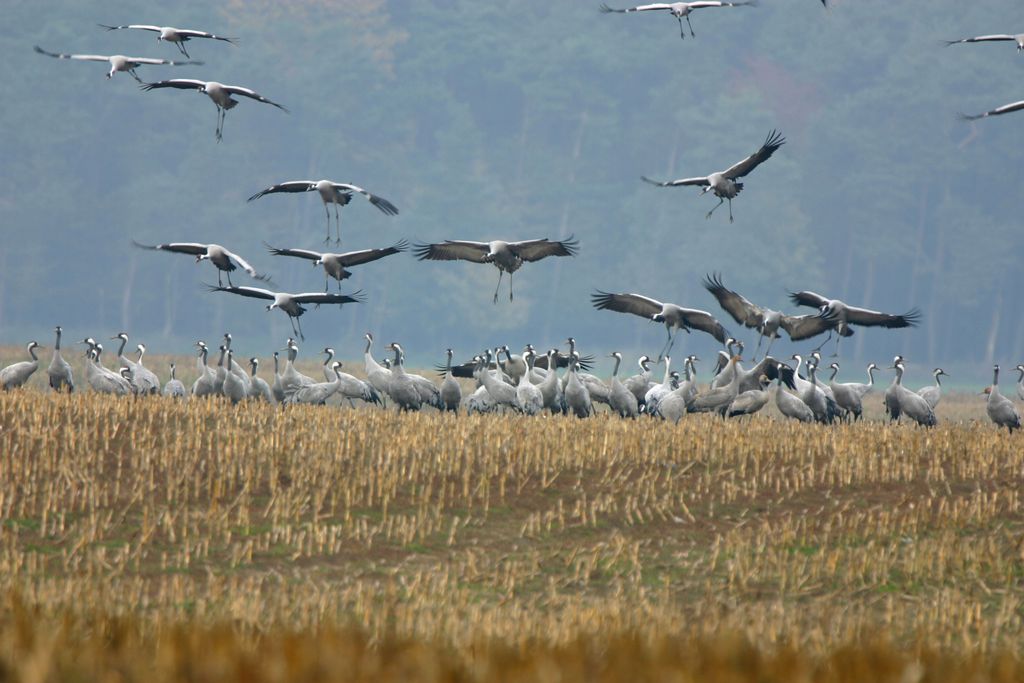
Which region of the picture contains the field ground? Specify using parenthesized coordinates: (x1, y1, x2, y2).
(0, 378, 1022, 680)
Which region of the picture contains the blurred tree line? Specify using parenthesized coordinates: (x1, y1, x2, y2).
(0, 0, 1020, 374)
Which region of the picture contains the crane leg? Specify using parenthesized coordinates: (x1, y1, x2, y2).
(293, 316, 305, 342)
(493, 271, 503, 304)
(215, 108, 225, 142)
(811, 330, 832, 354)
(509, 272, 514, 302)
(177, 41, 190, 59)
(323, 203, 332, 244)
(334, 203, 342, 245)
(129, 69, 142, 83)
(677, 16, 686, 39)
(763, 334, 776, 360)
(227, 270, 234, 287)
(752, 332, 764, 361)
(706, 197, 724, 219)
(832, 333, 842, 357)
(217, 270, 224, 287)
(727, 197, 734, 223)
(686, 15, 695, 37)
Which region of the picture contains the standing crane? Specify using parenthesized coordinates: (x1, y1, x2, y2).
(642, 130, 785, 222)
(47, 326, 74, 392)
(1, 342, 41, 390)
(985, 365, 1021, 433)
(139, 79, 287, 142)
(599, 2, 756, 40)
(414, 236, 579, 303)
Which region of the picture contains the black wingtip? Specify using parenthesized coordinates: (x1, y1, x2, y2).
(411, 242, 434, 261)
(130, 239, 157, 250)
(640, 175, 666, 187)
(957, 112, 981, 122)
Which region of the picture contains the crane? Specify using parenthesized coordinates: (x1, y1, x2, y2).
(205, 285, 364, 340)
(642, 130, 784, 222)
(139, 79, 287, 142)
(599, 2, 756, 40)
(264, 241, 407, 290)
(251, 181, 399, 245)
(414, 236, 579, 303)
(789, 291, 920, 356)
(34, 46, 200, 82)
(591, 290, 729, 359)
(99, 24, 237, 58)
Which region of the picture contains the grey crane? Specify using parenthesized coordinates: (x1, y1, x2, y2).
(537, 349, 566, 414)
(139, 79, 287, 142)
(265, 240, 408, 290)
(799, 362, 833, 424)
(917, 368, 948, 410)
(206, 285, 363, 341)
(985, 365, 1021, 433)
(644, 356, 674, 416)
(162, 362, 186, 398)
(726, 375, 771, 419)
(883, 355, 904, 422)
(642, 130, 784, 222)
(212, 344, 229, 395)
(774, 370, 814, 423)
(385, 343, 425, 411)
(47, 326, 74, 393)
(591, 290, 729, 360)
(891, 360, 937, 427)
(222, 350, 248, 404)
(959, 99, 1024, 123)
(608, 352, 640, 418)
(702, 273, 829, 360)
(827, 362, 876, 421)
(561, 338, 611, 405)
(789, 291, 920, 356)
(81, 341, 132, 395)
(251, 182, 399, 245)
(279, 339, 316, 399)
(945, 33, 1024, 53)
(320, 348, 381, 407)
(655, 357, 699, 422)
(270, 352, 286, 403)
(287, 362, 344, 406)
(622, 355, 654, 407)
(1015, 364, 1024, 402)
(99, 24, 237, 58)
(1, 341, 41, 390)
(477, 348, 520, 411)
(133, 241, 269, 287)
(599, 2, 756, 40)
(247, 358, 276, 404)
(563, 353, 594, 418)
(413, 236, 579, 304)
(363, 333, 393, 405)
(222, 333, 251, 394)
(111, 333, 159, 394)
(191, 342, 217, 397)
(440, 349, 462, 413)
(516, 354, 545, 416)
(34, 45, 201, 82)
(690, 356, 742, 414)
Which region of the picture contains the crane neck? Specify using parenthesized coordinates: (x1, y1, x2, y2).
(55, 328, 62, 350)
(116, 337, 127, 357)
(866, 366, 875, 386)
(828, 366, 838, 382)
(28, 344, 39, 362)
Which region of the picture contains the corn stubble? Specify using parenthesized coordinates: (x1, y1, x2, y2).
(0, 391, 1021, 681)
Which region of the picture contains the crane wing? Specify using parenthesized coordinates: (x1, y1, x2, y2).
(702, 273, 765, 328)
(687, 1, 756, 8)
(222, 85, 288, 111)
(591, 291, 664, 319)
(264, 243, 322, 261)
(99, 24, 162, 33)
(336, 240, 409, 267)
(836, 306, 921, 329)
(290, 291, 366, 305)
(600, 3, 675, 12)
(722, 129, 785, 179)
(128, 57, 203, 66)
(139, 78, 207, 92)
(945, 34, 1016, 46)
(34, 47, 110, 62)
(789, 290, 830, 309)
(676, 307, 730, 344)
(959, 100, 1024, 121)
(247, 181, 316, 201)
(641, 175, 710, 188)
(331, 183, 400, 215)
(779, 314, 841, 341)
(223, 249, 269, 281)
(206, 285, 276, 301)
(412, 240, 491, 263)
(132, 240, 207, 256)
(508, 235, 579, 261)
(174, 29, 237, 44)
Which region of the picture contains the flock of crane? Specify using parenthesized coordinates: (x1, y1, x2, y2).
(11, 8, 1023, 434)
